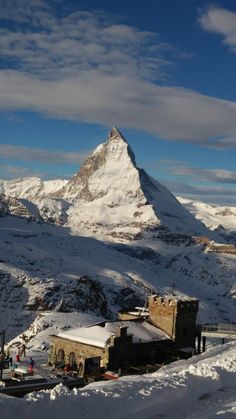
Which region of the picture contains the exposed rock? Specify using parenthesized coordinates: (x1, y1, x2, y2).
(39, 275, 111, 318)
(112, 244, 161, 264)
(0, 193, 34, 219)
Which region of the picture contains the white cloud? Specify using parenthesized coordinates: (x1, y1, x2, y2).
(160, 161, 236, 184)
(0, 162, 44, 179)
(199, 6, 236, 50)
(0, 2, 167, 81)
(162, 179, 236, 206)
(152, 160, 236, 204)
(1, 69, 236, 145)
(0, 144, 89, 165)
(0, 1, 236, 147)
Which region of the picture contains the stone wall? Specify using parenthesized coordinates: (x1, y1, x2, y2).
(49, 335, 109, 368)
(148, 295, 199, 348)
(148, 295, 177, 338)
(49, 332, 175, 372)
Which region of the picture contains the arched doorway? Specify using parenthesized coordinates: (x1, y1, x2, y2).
(57, 349, 65, 364)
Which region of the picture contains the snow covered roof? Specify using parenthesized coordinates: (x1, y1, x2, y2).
(57, 325, 112, 349)
(151, 294, 198, 302)
(105, 320, 170, 343)
(57, 320, 170, 349)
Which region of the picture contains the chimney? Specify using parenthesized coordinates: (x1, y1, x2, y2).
(115, 326, 128, 338)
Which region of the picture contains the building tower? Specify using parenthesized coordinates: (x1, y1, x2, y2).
(148, 295, 199, 349)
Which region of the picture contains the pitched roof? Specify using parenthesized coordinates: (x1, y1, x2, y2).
(57, 320, 170, 349)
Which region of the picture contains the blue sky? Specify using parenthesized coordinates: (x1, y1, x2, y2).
(0, 0, 236, 205)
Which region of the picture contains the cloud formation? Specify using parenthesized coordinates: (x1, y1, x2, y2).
(0, 144, 89, 165)
(199, 6, 236, 51)
(0, 0, 167, 81)
(0, 162, 43, 179)
(163, 180, 236, 206)
(0, 1, 236, 147)
(163, 161, 236, 184)
(154, 160, 236, 205)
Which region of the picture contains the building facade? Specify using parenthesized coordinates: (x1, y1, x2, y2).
(49, 294, 199, 372)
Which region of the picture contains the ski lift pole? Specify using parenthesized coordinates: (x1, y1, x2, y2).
(0, 330, 5, 381)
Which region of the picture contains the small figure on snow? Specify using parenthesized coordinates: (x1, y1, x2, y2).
(29, 357, 35, 374)
(5, 354, 13, 367)
(16, 349, 21, 363)
(20, 343, 26, 357)
(64, 363, 72, 374)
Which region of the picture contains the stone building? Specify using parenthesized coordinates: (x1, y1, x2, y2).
(49, 294, 199, 372)
(147, 295, 199, 349)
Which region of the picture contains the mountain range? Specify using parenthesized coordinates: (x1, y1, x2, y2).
(0, 127, 216, 239)
(0, 128, 235, 344)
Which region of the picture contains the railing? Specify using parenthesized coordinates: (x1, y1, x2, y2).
(201, 323, 236, 334)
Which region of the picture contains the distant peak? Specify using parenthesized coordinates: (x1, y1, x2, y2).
(108, 127, 127, 143)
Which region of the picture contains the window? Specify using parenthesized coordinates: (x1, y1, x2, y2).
(69, 352, 75, 365)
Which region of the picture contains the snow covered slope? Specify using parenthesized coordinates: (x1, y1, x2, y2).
(178, 197, 236, 232)
(0, 177, 68, 200)
(1, 214, 236, 343)
(2, 337, 236, 418)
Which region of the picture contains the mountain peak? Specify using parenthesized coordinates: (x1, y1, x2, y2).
(56, 129, 210, 238)
(108, 127, 127, 143)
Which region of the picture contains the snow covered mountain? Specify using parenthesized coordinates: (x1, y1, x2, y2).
(0, 127, 213, 240)
(0, 177, 68, 200)
(0, 128, 235, 346)
(178, 197, 236, 245)
(58, 127, 210, 238)
(178, 197, 236, 232)
(0, 177, 69, 224)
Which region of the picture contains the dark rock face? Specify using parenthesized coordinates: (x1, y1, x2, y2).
(0, 194, 9, 217)
(60, 143, 107, 201)
(73, 275, 110, 317)
(111, 287, 145, 311)
(0, 193, 33, 219)
(41, 275, 111, 318)
(0, 271, 34, 341)
(112, 243, 161, 264)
